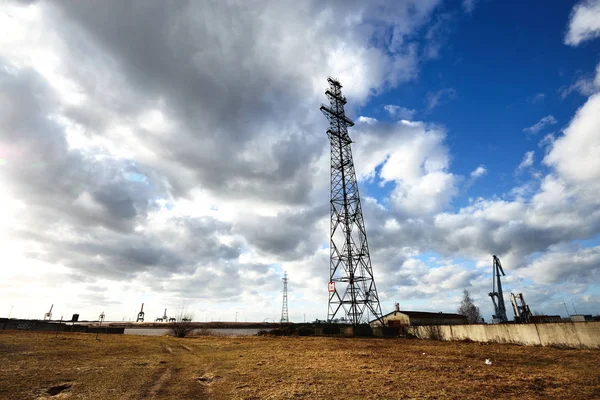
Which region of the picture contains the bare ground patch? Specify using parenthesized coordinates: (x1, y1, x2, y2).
(0, 331, 598, 399)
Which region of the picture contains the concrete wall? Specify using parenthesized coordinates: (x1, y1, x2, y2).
(408, 321, 600, 349)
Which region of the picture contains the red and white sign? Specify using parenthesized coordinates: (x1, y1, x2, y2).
(328, 281, 336, 292)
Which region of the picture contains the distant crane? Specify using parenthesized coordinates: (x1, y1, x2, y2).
(136, 303, 145, 322)
(43, 304, 53, 321)
(155, 308, 168, 322)
(510, 293, 532, 323)
(489, 255, 508, 323)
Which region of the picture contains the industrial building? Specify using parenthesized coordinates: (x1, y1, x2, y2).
(530, 315, 562, 323)
(570, 314, 593, 322)
(370, 305, 467, 328)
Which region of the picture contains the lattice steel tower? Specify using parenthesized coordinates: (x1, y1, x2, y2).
(280, 271, 289, 323)
(320, 77, 384, 326)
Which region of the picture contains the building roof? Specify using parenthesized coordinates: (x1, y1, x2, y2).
(381, 310, 468, 320)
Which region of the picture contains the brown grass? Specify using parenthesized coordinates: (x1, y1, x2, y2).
(1, 330, 599, 399)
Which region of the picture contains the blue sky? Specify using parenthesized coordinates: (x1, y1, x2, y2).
(362, 0, 600, 205)
(1, 0, 599, 323)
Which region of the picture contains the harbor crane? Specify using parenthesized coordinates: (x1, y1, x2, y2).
(136, 303, 145, 322)
(43, 304, 53, 321)
(155, 308, 168, 322)
(510, 293, 533, 323)
(489, 255, 508, 323)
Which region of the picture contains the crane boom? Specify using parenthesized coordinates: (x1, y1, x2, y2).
(488, 255, 508, 323)
(43, 304, 53, 321)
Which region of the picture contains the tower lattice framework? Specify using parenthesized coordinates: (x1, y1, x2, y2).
(280, 272, 289, 323)
(320, 77, 384, 326)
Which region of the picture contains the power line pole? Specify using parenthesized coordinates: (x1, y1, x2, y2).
(280, 272, 289, 323)
(320, 77, 383, 326)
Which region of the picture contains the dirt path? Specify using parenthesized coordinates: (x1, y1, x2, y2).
(144, 367, 172, 397)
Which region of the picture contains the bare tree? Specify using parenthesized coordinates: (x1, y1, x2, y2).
(168, 313, 195, 338)
(457, 290, 482, 324)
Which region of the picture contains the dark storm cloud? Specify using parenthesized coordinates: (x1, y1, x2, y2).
(46, 0, 328, 204)
(0, 63, 244, 282)
(0, 65, 166, 232)
(44, 0, 445, 205)
(15, 213, 243, 281)
(0, 0, 446, 298)
(143, 259, 278, 302)
(236, 205, 328, 261)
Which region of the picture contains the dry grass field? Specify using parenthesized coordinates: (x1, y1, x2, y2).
(1, 330, 599, 400)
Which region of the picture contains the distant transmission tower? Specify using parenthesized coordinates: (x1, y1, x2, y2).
(320, 77, 384, 326)
(280, 272, 289, 323)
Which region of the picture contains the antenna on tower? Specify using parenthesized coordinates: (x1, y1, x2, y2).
(280, 272, 289, 323)
(320, 77, 384, 326)
(136, 303, 145, 322)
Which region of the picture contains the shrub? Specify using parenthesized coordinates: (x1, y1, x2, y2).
(168, 313, 195, 338)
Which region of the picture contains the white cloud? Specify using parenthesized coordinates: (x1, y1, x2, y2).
(425, 88, 457, 111)
(357, 116, 378, 125)
(393, 258, 480, 298)
(517, 151, 535, 171)
(531, 93, 545, 103)
(521, 246, 600, 284)
(544, 93, 600, 186)
(538, 134, 555, 148)
(561, 62, 600, 98)
(352, 119, 458, 215)
(462, 0, 477, 13)
(428, 88, 600, 286)
(423, 12, 453, 60)
(470, 165, 487, 178)
(564, 0, 600, 46)
(522, 115, 557, 135)
(383, 105, 416, 119)
(462, 165, 487, 192)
